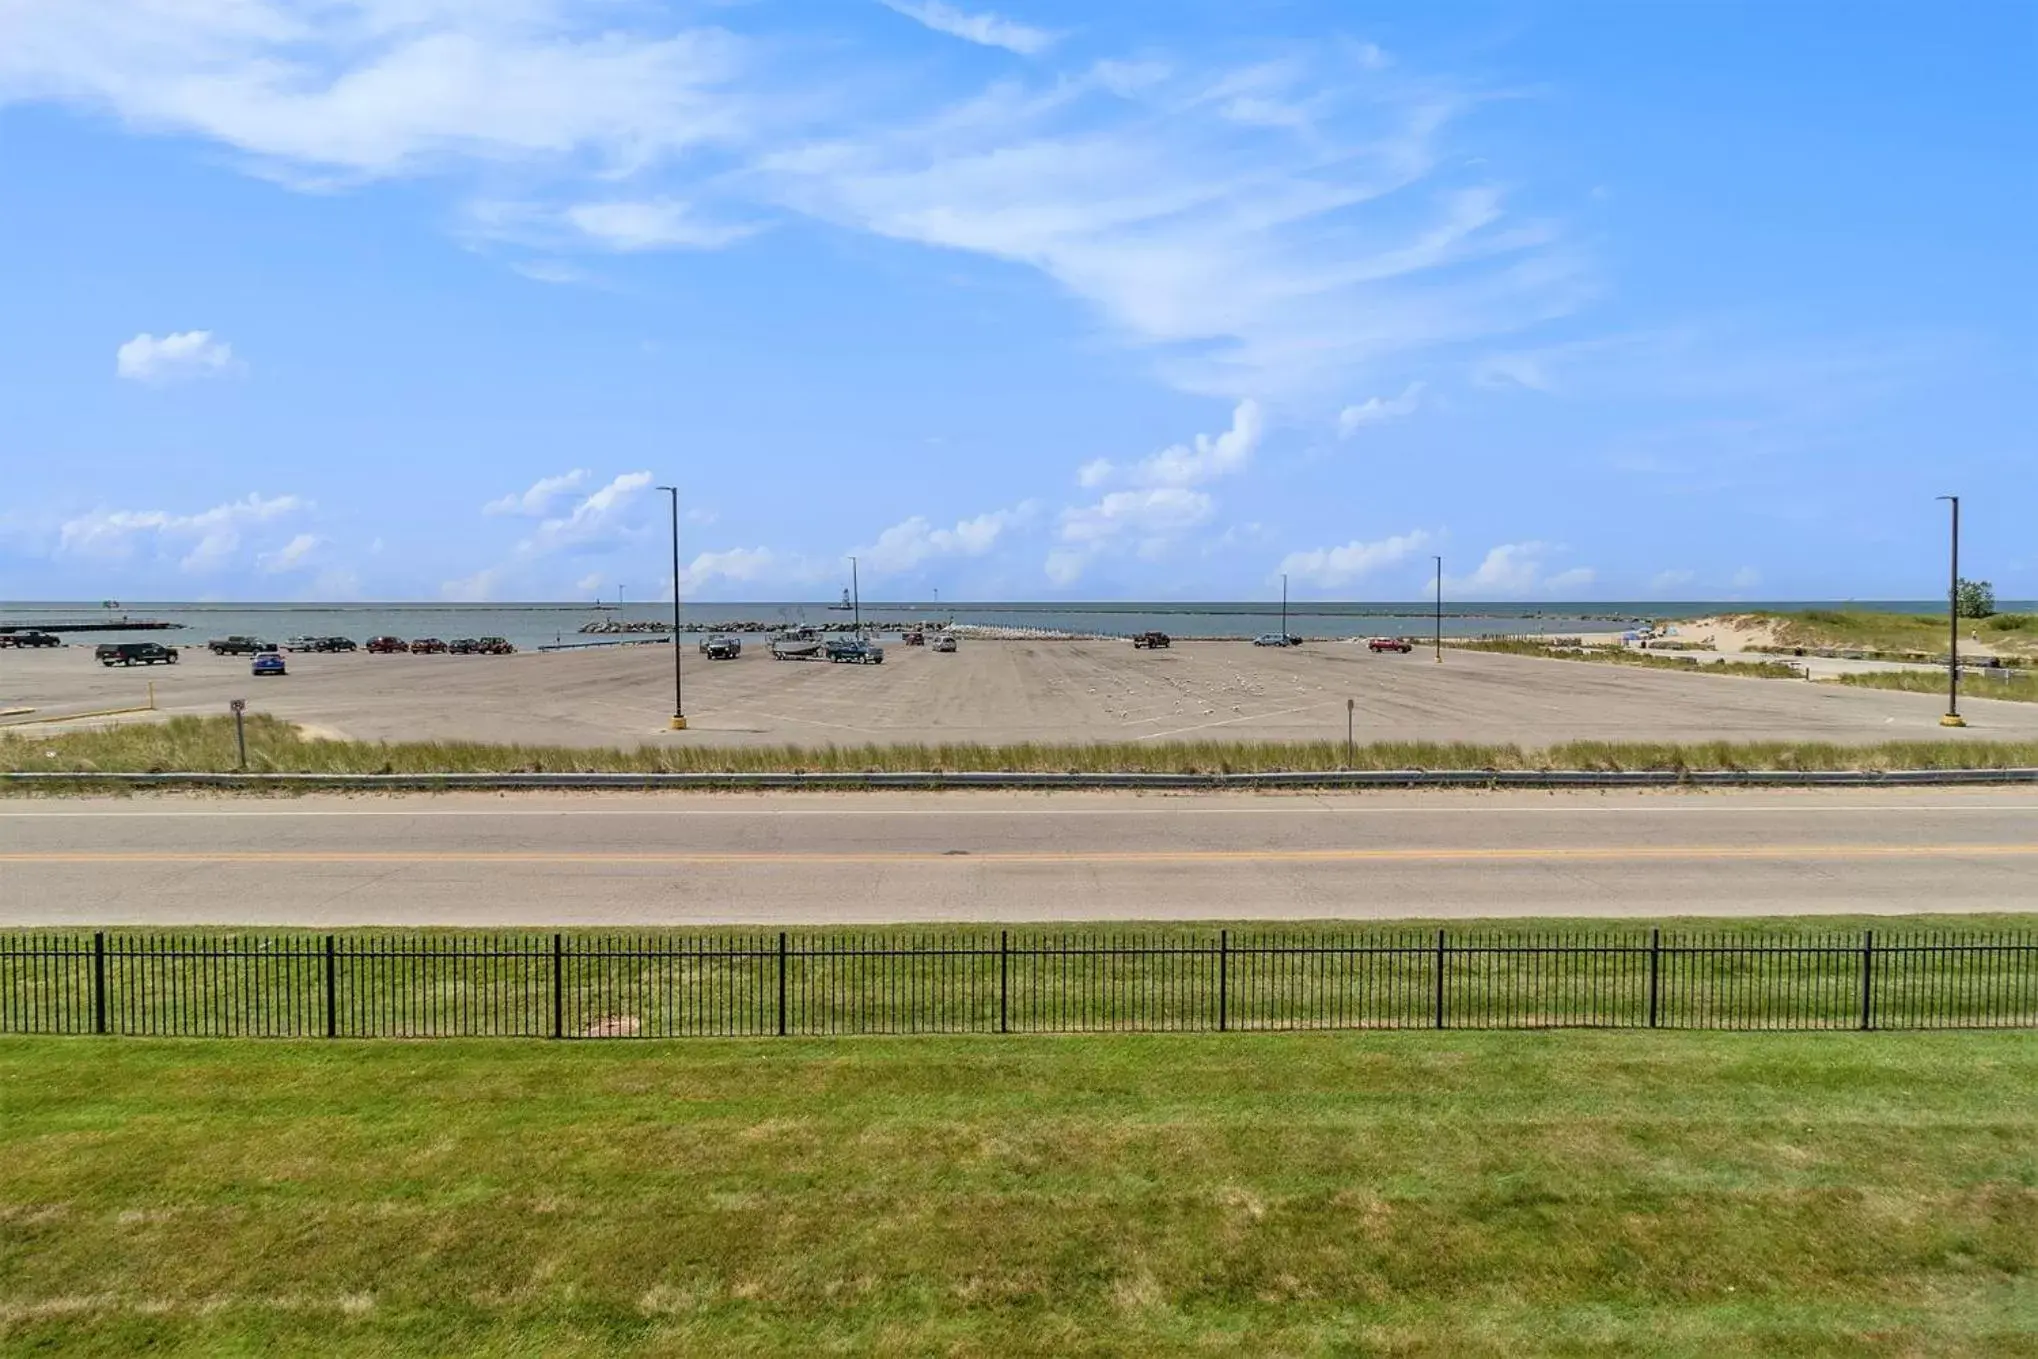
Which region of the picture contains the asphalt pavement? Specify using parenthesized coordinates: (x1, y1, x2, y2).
(2, 789, 2034, 925)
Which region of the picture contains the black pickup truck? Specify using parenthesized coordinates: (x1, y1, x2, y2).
(0, 630, 60, 648)
(208, 635, 272, 655)
(96, 642, 179, 666)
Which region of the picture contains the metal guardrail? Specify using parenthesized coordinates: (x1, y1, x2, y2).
(2, 767, 2037, 791)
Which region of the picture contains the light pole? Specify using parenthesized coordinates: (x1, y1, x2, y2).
(1938, 495, 1964, 727)
(1433, 556, 1443, 662)
(1280, 572, 1289, 642)
(657, 486, 686, 730)
(849, 556, 861, 634)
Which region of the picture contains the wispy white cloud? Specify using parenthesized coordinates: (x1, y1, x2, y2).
(116, 330, 236, 384)
(857, 504, 1038, 575)
(58, 492, 310, 574)
(1446, 542, 1595, 599)
(259, 532, 323, 573)
(1051, 402, 1259, 582)
(1337, 382, 1423, 436)
(1081, 400, 1264, 489)
(521, 470, 655, 555)
(1280, 530, 1431, 588)
(0, 3, 751, 180)
(879, 1, 1059, 56)
(1649, 568, 1696, 592)
(564, 198, 760, 251)
(485, 468, 591, 517)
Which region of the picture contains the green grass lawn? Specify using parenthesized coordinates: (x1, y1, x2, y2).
(8, 714, 2038, 777)
(3, 1033, 2034, 1355)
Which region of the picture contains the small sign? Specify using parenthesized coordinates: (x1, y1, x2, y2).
(230, 699, 246, 714)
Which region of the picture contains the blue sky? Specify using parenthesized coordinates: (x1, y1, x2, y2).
(1, 0, 2031, 603)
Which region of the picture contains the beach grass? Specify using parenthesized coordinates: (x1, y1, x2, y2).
(5, 714, 2038, 777)
(1828, 669, 2038, 703)
(1448, 638, 1804, 679)
(1731, 609, 2038, 657)
(3, 1030, 2034, 1355)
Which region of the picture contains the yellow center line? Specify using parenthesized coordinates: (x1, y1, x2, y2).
(0, 844, 2035, 866)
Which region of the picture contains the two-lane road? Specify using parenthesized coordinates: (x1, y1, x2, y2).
(2, 789, 2034, 924)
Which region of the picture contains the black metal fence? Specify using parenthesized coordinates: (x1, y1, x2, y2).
(3, 929, 2034, 1039)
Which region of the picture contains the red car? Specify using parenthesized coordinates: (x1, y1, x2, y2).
(366, 636, 409, 654)
(410, 637, 449, 654)
(1368, 637, 1414, 653)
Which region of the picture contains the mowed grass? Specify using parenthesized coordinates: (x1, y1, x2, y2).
(1831, 668, 2038, 703)
(4, 1033, 2036, 1356)
(7, 714, 2038, 778)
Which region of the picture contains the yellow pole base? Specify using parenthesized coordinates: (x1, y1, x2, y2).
(669, 715, 688, 730)
(1940, 713, 1967, 727)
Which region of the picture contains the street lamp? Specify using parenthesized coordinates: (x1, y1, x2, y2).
(849, 556, 861, 633)
(657, 485, 686, 731)
(1280, 572, 1288, 642)
(1433, 556, 1443, 662)
(1938, 495, 1964, 727)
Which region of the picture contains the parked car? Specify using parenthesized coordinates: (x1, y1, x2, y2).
(282, 636, 323, 652)
(700, 635, 741, 660)
(410, 637, 448, 654)
(474, 637, 515, 655)
(903, 630, 925, 646)
(1132, 631, 1171, 649)
(825, 638, 885, 664)
(1368, 637, 1414, 654)
(252, 651, 287, 677)
(0, 630, 60, 648)
(366, 636, 409, 654)
(97, 642, 179, 667)
(932, 634, 958, 653)
(1253, 634, 1292, 647)
(208, 635, 270, 655)
(318, 636, 358, 652)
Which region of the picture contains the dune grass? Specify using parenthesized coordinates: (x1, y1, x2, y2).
(1829, 669, 2038, 703)
(3, 1031, 2034, 1355)
(1732, 609, 2038, 658)
(1449, 638, 1804, 678)
(5, 714, 2038, 777)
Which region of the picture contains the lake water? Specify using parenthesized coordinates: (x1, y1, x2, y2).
(0, 599, 1990, 652)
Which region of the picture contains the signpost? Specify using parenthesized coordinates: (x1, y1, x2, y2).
(230, 699, 247, 769)
(1346, 697, 1355, 768)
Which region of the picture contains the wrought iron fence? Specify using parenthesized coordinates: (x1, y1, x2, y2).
(2, 929, 2033, 1039)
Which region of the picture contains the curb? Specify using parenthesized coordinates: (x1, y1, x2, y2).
(3, 768, 2036, 791)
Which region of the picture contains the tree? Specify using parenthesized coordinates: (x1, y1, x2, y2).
(1956, 578, 1996, 619)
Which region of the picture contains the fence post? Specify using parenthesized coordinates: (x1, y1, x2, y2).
(552, 932, 564, 1039)
(1218, 929, 1228, 1032)
(1860, 929, 1874, 1031)
(324, 934, 337, 1038)
(1647, 927, 1661, 1029)
(93, 932, 106, 1036)
(999, 930, 1009, 1034)
(776, 932, 789, 1036)
(1434, 929, 1448, 1029)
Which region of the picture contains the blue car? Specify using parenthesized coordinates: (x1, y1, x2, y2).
(252, 651, 287, 677)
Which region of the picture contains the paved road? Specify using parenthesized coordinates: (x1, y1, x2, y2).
(2, 790, 2034, 924)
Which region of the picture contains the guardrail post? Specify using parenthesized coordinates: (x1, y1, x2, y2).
(999, 930, 1009, 1034)
(552, 932, 564, 1039)
(93, 932, 106, 1035)
(1648, 927, 1661, 1029)
(777, 932, 788, 1036)
(1218, 929, 1229, 1032)
(1434, 929, 1447, 1029)
(324, 934, 337, 1038)
(1860, 929, 1874, 1031)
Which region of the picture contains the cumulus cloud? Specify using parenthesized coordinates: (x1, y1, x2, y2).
(879, 1, 1058, 56)
(1446, 542, 1595, 599)
(58, 492, 309, 574)
(115, 331, 235, 384)
(522, 471, 655, 555)
(857, 504, 1036, 575)
(679, 545, 787, 593)
(485, 469, 591, 517)
(1337, 382, 1423, 436)
(258, 532, 323, 573)
(1060, 487, 1213, 546)
(1077, 400, 1263, 490)
(1280, 530, 1431, 588)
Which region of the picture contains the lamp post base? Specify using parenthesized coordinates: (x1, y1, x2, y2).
(669, 715, 688, 731)
(1939, 713, 1967, 727)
